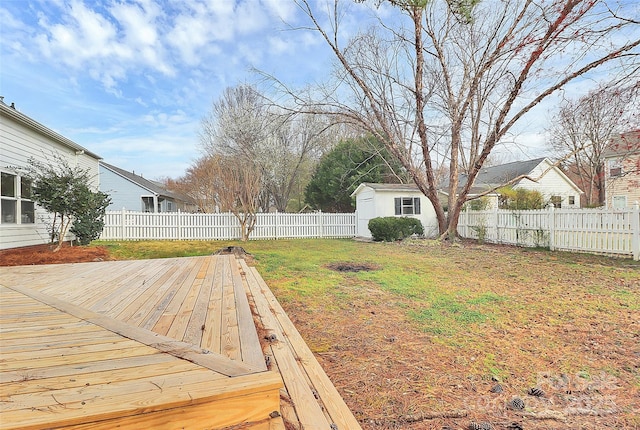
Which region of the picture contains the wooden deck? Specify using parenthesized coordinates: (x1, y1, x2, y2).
(0, 255, 361, 429)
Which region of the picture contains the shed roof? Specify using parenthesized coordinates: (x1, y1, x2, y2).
(351, 182, 421, 197)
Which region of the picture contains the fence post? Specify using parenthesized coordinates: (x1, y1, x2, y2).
(461, 208, 467, 238)
(318, 210, 324, 238)
(493, 205, 499, 243)
(633, 201, 639, 261)
(548, 204, 555, 251)
(275, 211, 279, 239)
(121, 207, 126, 241)
(177, 210, 181, 241)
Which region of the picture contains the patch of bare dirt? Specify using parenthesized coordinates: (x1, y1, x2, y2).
(325, 262, 381, 272)
(0, 244, 111, 266)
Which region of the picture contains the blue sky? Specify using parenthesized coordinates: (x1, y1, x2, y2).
(1, 1, 636, 180)
(1, 0, 372, 179)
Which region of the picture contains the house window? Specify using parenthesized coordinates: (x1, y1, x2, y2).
(609, 159, 623, 177)
(1, 172, 34, 224)
(568, 196, 575, 205)
(142, 196, 154, 212)
(550, 196, 562, 209)
(395, 197, 421, 215)
(612, 196, 627, 209)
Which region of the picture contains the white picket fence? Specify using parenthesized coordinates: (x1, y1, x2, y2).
(458, 204, 640, 260)
(100, 207, 640, 260)
(100, 210, 356, 241)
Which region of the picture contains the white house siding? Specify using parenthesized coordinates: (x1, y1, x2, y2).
(0, 104, 100, 250)
(354, 186, 439, 238)
(515, 160, 581, 208)
(100, 165, 154, 212)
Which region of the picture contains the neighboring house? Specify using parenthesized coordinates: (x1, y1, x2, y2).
(0, 99, 101, 250)
(351, 183, 439, 239)
(352, 158, 583, 239)
(603, 130, 640, 209)
(100, 161, 197, 213)
(444, 157, 583, 209)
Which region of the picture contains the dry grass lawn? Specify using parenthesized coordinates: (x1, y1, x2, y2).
(3, 239, 638, 429)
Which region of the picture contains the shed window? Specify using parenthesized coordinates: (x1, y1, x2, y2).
(550, 196, 562, 209)
(394, 197, 421, 215)
(568, 196, 575, 205)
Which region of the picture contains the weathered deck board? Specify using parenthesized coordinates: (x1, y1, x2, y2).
(0, 285, 283, 430)
(0, 254, 360, 429)
(5, 256, 263, 369)
(230, 255, 266, 370)
(239, 259, 363, 430)
(202, 255, 225, 354)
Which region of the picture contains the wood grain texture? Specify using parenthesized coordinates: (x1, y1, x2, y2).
(0, 284, 282, 430)
(241, 259, 363, 430)
(1, 254, 359, 429)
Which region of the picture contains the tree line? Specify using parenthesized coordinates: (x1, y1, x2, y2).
(167, 0, 638, 241)
(164, 84, 408, 239)
(17, 1, 638, 247)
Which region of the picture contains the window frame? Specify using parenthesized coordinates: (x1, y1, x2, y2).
(1, 171, 35, 225)
(394, 197, 421, 216)
(608, 158, 623, 177)
(612, 195, 627, 209)
(141, 196, 155, 213)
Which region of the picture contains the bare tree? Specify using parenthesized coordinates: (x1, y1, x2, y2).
(167, 154, 262, 240)
(200, 84, 334, 211)
(287, 0, 639, 239)
(549, 84, 639, 206)
(258, 113, 334, 211)
(211, 155, 262, 241)
(166, 156, 223, 213)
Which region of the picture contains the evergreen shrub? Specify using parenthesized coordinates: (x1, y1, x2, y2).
(368, 217, 424, 242)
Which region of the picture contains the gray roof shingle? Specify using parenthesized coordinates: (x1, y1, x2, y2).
(100, 161, 189, 202)
(463, 157, 546, 188)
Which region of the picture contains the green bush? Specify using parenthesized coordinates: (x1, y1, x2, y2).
(70, 191, 111, 245)
(368, 217, 424, 242)
(466, 196, 491, 211)
(497, 187, 544, 210)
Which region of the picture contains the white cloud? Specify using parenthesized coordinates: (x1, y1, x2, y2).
(0, 0, 394, 180)
(261, 0, 297, 21)
(235, 0, 269, 35)
(29, 0, 182, 88)
(165, 0, 239, 66)
(268, 36, 291, 55)
(97, 132, 198, 179)
(0, 6, 25, 31)
(41, 1, 118, 64)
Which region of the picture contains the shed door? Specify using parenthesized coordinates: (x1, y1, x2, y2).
(357, 197, 375, 238)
